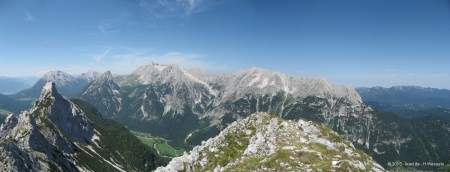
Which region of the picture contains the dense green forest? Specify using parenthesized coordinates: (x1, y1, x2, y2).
(72, 99, 168, 171)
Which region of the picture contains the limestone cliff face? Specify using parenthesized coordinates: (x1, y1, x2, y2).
(156, 112, 384, 172)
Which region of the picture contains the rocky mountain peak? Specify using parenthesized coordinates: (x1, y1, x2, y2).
(214, 67, 362, 104)
(156, 112, 384, 172)
(132, 63, 185, 84)
(0, 83, 94, 171)
(40, 82, 59, 97)
(80, 71, 100, 82)
(42, 70, 76, 86)
(94, 71, 112, 84)
(0, 82, 164, 171)
(85, 71, 120, 92)
(13, 70, 95, 99)
(97, 71, 113, 81)
(134, 62, 183, 74)
(80, 71, 122, 117)
(33, 82, 94, 144)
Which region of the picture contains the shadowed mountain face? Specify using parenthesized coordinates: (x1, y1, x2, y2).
(0, 82, 164, 171)
(80, 63, 450, 170)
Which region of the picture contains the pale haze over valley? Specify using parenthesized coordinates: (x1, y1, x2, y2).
(0, 0, 449, 89)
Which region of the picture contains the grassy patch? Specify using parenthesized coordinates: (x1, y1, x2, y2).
(225, 157, 264, 172)
(202, 130, 252, 171)
(264, 150, 296, 169)
(136, 137, 155, 148)
(156, 143, 185, 157)
(132, 131, 186, 157)
(127, 88, 138, 98)
(320, 127, 342, 143)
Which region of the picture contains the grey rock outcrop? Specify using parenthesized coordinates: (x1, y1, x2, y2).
(0, 82, 93, 171)
(156, 112, 384, 172)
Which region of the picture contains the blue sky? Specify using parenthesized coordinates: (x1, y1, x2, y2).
(0, 0, 449, 89)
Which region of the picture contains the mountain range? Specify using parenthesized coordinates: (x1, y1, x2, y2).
(357, 86, 450, 110)
(1, 63, 448, 170)
(77, 63, 449, 170)
(0, 82, 164, 171)
(357, 86, 450, 119)
(0, 71, 102, 120)
(12, 71, 100, 100)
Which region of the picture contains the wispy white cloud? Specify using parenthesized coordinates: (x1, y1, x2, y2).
(91, 48, 111, 62)
(23, 11, 34, 21)
(97, 20, 120, 35)
(151, 52, 227, 72)
(79, 46, 227, 75)
(137, 0, 220, 18)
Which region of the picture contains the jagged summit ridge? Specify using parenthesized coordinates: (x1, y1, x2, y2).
(80, 71, 101, 82)
(216, 67, 362, 104)
(43, 70, 100, 85)
(42, 71, 76, 87)
(130, 63, 361, 104)
(80, 71, 122, 117)
(34, 82, 94, 144)
(156, 112, 384, 172)
(41, 82, 58, 96)
(0, 82, 94, 171)
(96, 71, 120, 90)
(132, 63, 185, 84)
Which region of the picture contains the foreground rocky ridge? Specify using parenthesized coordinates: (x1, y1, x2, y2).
(0, 82, 163, 171)
(156, 112, 384, 172)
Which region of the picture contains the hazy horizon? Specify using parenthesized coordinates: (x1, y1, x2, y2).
(1, 64, 449, 90)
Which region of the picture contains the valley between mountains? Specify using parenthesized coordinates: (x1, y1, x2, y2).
(0, 63, 449, 171)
